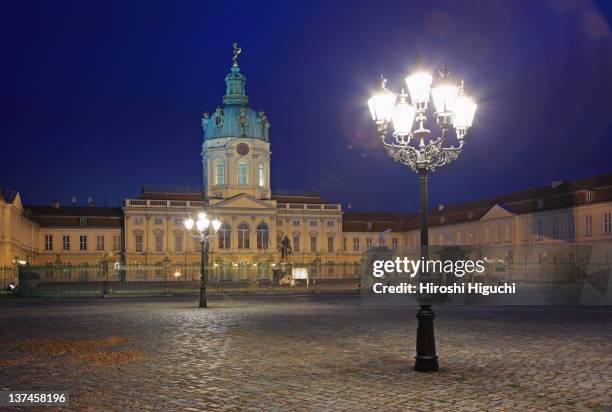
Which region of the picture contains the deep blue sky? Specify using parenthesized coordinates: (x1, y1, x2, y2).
(2, 0, 612, 211)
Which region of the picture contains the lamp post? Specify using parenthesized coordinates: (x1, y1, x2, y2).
(368, 60, 477, 372)
(184, 212, 222, 308)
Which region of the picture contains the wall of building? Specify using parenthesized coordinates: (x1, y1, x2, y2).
(0, 194, 39, 267)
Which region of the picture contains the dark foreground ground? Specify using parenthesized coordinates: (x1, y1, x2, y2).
(0, 294, 611, 411)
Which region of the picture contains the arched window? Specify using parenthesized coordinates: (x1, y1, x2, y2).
(218, 223, 231, 249)
(258, 163, 265, 187)
(238, 223, 250, 249)
(237, 160, 248, 185)
(215, 160, 225, 185)
(257, 222, 269, 250)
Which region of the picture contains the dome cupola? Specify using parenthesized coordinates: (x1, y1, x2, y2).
(201, 43, 270, 141)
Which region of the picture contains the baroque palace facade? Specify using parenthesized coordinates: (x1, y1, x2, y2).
(1, 54, 612, 270)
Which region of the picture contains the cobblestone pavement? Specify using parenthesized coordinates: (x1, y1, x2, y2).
(0, 294, 611, 411)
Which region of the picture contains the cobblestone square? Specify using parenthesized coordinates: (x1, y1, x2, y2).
(1, 294, 611, 411)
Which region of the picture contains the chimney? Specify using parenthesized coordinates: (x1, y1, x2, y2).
(71, 196, 77, 206)
(88, 196, 96, 207)
(51, 201, 60, 209)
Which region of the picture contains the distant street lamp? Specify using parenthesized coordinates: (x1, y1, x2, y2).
(184, 212, 222, 308)
(368, 59, 477, 372)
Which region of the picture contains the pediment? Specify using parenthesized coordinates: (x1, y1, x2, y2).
(479, 204, 514, 221)
(213, 193, 274, 210)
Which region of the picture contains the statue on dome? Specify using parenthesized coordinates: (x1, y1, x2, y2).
(232, 42, 242, 67)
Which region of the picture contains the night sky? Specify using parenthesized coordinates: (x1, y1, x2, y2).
(3, 0, 612, 212)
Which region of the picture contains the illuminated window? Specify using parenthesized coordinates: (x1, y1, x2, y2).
(96, 235, 104, 251)
(44, 235, 53, 251)
(293, 236, 300, 253)
(585, 215, 592, 237)
(237, 161, 248, 184)
(258, 163, 264, 187)
(175, 235, 183, 252)
(215, 161, 225, 185)
(238, 223, 250, 249)
(79, 235, 88, 251)
(536, 220, 543, 240)
(567, 216, 575, 238)
(218, 223, 231, 249)
(112, 235, 121, 251)
(155, 234, 163, 252)
(62, 235, 70, 251)
(604, 212, 612, 235)
(135, 234, 143, 252)
(256, 222, 269, 250)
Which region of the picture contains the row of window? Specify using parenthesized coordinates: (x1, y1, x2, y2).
(275, 219, 336, 227)
(338, 213, 612, 251)
(214, 160, 266, 187)
(343, 237, 400, 252)
(133, 216, 184, 226)
(131, 232, 339, 254)
(528, 213, 611, 241)
(44, 234, 121, 252)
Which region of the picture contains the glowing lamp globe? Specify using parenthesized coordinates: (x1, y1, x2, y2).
(431, 83, 458, 116)
(184, 217, 194, 231)
(212, 219, 222, 232)
(405, 72, 433, 107)
(453, 94, 477, 130)
(368, 76, 396, 124)
(391, 90, 416, 137)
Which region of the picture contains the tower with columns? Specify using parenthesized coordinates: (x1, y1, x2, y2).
(201, 46, 271, 201)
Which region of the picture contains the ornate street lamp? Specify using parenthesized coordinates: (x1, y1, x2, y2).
(184, 212, 222, 308)
(368, 60, 477, 372)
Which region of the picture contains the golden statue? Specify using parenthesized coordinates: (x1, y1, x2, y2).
(232, 42, 242, 67)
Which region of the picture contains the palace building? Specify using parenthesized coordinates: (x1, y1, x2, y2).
(1, 51, 611, 270)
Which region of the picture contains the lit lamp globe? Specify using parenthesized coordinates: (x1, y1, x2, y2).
(405, 71, 433, 110)
(184, 217, 194, 231)
(431, 67, 458, 127)
(453, 82, 477, 139)
(197, 217, 209, 233)
(368, 76, 396, 125)
(391, 89, 416, 139)
(212, 218, 222, 232)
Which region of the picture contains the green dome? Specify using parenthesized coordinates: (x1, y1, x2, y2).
(202, 65, 269, 141)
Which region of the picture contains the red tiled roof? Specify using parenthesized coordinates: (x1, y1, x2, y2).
(343, 173, 612, 232)
(271, 195, 327, 204)
(137, 191, 204, 201)
(25, 206, 123, 228)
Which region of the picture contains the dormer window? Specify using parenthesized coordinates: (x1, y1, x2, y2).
(79, 217, 87, 226)
(586, 192, 593, 202)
